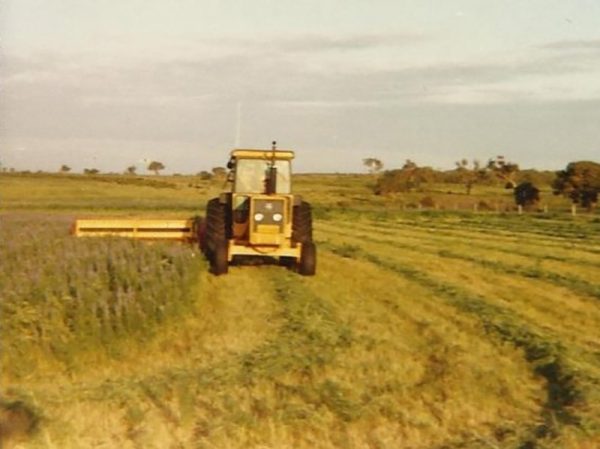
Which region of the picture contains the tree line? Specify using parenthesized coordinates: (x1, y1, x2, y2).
(368, 157, 600, 211)
(55, 161, 167, 175)
(52, 162, 228, 179)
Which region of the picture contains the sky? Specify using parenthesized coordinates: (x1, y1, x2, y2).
(1, 0, 599, 173)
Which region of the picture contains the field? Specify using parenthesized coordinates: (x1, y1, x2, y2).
(1, 173, 599, 449)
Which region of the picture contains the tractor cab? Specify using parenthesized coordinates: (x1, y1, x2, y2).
(228, 149, 293, 195)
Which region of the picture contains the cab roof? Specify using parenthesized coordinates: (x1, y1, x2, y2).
(230, 149, 295, 160)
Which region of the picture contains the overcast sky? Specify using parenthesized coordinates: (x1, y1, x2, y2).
(1, 0, 599, 173)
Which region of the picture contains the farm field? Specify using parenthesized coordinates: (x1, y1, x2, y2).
(1, 173, 600, 449)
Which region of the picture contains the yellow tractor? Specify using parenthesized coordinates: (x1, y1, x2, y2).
(73, 143, 316, 276)
(202, 143, 316, 275)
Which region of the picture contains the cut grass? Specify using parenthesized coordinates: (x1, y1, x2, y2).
(318, 222, 600, 302)
(321, 240, 584, 446)
(318, 224, 600, 447)
(299, 253, 544, 448)
(324, 218, 600, 269)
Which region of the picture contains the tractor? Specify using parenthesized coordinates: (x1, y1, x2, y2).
(72, 142, 315, 275)
(202, 142, 316, 275)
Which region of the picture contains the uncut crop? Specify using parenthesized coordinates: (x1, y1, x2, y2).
(0, 215, 203, 378)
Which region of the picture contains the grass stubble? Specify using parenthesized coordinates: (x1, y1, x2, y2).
(318, 215, 600, 448)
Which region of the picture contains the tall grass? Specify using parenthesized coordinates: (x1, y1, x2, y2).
(0, 214, 203, 379)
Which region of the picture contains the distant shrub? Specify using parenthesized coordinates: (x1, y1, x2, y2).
(477, 200, 494, 211)
(553, 161, 600, 210)
(83, 175, 177, 189)
(420, 196, 436, 208)
(514, 182, 540, 208)
(211, 167, 227, 178)
(374, 162, 434, 194)
(517, 169, 555, 187)
(147, 160, 165, 175)
(197, 171, 213, 181)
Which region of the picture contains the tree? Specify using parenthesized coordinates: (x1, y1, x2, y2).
(402, 159, 417, 171)
(514, 182, 540, 209)
(197, 171, 213, 180)
(59, 164, 71, 173)
(455, 159, 487, 195)
(83, 168, 99, 175)
(211, 167, 226, 178)
(147, 161, 165, 175)
(126, 165, 137, 175)
(374, 160, 434, 194)
(487, 156, 519, 189)
(553, 161, 600, 211)
(363, 158, 384, 174)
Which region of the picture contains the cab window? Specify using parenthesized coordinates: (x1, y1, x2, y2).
(234, 159, 291, 194)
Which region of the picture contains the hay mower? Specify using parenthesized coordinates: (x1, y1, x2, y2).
(73, 143, 316, 275)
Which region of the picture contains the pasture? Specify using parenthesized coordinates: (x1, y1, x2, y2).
(1, 173, 599, 449)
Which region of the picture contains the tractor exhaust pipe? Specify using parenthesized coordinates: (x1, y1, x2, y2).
(266, 140, 277, 194)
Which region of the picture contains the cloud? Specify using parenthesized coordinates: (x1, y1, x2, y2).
(540, 39, 600, 50)
(10, 32, 596, 112)
(275, 33, 424, 53)
(180, 32, 423, 54)
(1, 53, 72, 82)
(3, 32, 600, 148)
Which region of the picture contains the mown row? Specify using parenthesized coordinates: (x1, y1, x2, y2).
(317, 212, 600, 448)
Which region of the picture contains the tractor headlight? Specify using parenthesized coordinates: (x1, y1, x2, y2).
(254, 213, 264, 222)
(273, 213, 283, 222)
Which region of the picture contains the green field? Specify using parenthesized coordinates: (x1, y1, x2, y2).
(1, 173, 599, 449)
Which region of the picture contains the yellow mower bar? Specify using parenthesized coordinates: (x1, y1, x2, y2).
(73, 219, 196, 241)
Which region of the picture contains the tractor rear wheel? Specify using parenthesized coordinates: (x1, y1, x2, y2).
(298, 241, 316, 276)
(292, 201, 313, 244)
(213, 240, 229, 275)
(205, 198, 230, 274)
(193, 216, 207, 253)
(293, 201, 315, 275)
